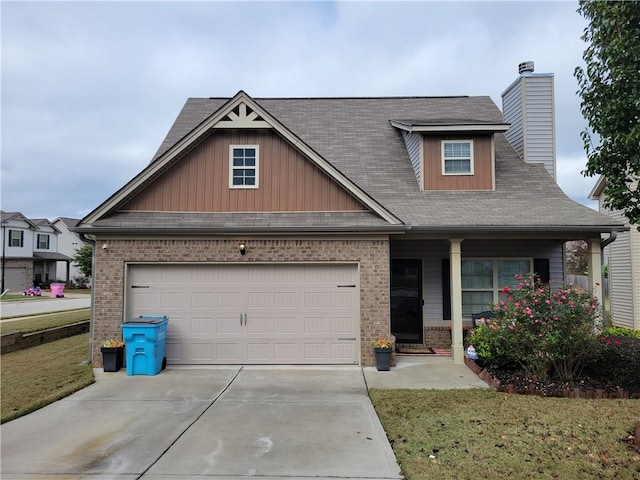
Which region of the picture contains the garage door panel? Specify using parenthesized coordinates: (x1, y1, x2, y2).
(273, 292, 298, 308)
(216, 316, 242, 334)
(216, 343, 242, 361)
(191, 317, 216, 334)
(191, 292, 216, 308)
(332, 316, 355, 334)
(331, 291, 353, 308)
(191, 342, 215, 361)
(247, 292, 271, 308)
(129, 264, 358, 365)
(246, 316, 272, 334)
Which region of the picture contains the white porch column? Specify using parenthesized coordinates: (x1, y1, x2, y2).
(450, 238, 464, 364)
(587, 238, 604, 322)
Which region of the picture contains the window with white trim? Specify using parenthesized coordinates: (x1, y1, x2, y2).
(461, 259, 531, 317)
(37, 234, 50, 249)
(442, 140, 473, 175)
(229, 145, 259, 188)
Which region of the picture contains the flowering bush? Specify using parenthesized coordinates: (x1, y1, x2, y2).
(102, 339, 125, 348)
(372, 338, 393, 349)
(469, 273, 601, 382)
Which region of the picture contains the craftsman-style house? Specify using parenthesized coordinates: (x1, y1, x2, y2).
(74, 63, 624, 367)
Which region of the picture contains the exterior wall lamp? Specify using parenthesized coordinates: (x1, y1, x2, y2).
(239, 243, 247, 255)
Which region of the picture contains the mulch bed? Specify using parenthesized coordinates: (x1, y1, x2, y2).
(464, 357, 640, 399)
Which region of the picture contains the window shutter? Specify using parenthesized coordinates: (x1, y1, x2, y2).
(20, 230, 24, 247)
(442, 259, 451, 320)
(533, 258, 550, 284)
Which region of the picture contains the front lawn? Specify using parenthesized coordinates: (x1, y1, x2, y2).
(1, 309, 90, 334)
(369, 389, 640, 480)
(1, 333, 94, 423)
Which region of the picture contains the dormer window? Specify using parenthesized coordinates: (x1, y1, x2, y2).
(229, 145, 259, 188)
(442, 140, 473, 175)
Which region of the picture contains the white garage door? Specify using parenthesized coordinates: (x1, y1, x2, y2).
(128, 264, 359, 365)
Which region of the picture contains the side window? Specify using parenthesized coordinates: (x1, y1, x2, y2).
(442, 140, 473, 175)
(229, 145, 259, 188)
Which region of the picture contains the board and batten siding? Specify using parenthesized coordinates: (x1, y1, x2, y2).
(391, 239, 564, 321)
(121, 129, 366, 213)
(422, 135, 493, 191)
(502, 74, 556, 179)
(401, 131, 422, 187)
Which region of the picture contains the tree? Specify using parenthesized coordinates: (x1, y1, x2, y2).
(575, 1, 640, 226)
(566, 240, 589, 275)
(73, 244, 93, 278)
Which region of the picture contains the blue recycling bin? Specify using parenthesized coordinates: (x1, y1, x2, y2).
(121, 316, 169, 376)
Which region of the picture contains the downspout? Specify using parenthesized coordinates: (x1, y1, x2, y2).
(600, 231, 617, 249)
(80, 233, 96, 365)
(598, 231, 617, 319)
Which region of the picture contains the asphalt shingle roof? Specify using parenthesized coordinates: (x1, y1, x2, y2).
(143, 95, 619, 232)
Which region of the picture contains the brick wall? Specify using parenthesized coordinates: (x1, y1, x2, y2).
(92, 238, 390, 367)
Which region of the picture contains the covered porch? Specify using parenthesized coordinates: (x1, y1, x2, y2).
(389, 235, 605, 364)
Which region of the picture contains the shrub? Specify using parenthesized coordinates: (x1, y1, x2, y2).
(600, 326, 640, 339)
(468, 274, 601, 382)
(586, 336, 640, 391)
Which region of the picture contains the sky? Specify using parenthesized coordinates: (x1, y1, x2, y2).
(2, 0, 599, 221)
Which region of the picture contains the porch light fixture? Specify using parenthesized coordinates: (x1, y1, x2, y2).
(239, 243, 247, 255)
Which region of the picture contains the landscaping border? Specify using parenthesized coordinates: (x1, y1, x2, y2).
(464, 356, 639, 399)
(1, 321, 90, 354)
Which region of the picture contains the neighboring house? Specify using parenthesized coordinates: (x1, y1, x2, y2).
(52, 217, 88, 285)
(589, 176, 640, 330)
(74, 63, 624, 368)
(0, 211, 73, 292)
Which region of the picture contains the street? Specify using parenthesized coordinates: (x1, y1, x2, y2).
(0, 294, 91, 319)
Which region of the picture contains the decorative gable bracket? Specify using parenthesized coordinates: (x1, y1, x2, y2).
(214, 102, 270, 129)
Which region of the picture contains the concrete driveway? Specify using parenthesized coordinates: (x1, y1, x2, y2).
(1, 366, 402, 479)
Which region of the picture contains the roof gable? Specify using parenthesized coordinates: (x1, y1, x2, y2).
(83, 91, 401, 225)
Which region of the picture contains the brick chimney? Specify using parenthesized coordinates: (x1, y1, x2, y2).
(501, 61, 556, 180)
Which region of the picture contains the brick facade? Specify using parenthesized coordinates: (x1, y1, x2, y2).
(92, 238, 390, 367)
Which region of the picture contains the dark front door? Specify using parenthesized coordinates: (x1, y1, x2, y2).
(390, 259, 423, 344)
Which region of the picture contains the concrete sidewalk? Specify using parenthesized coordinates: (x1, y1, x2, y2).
(364, 355, 489, 390)
(0, 367, 402, 479)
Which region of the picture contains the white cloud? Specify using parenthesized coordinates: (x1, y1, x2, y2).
(1, 0, 601, 221)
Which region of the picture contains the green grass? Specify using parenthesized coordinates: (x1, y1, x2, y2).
(369, 389, 640, 480)
(0, 309, 90, 334)
(1, 333, 94, 423)
(0, 293, 48, 302)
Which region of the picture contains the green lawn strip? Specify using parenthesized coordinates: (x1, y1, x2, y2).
(1, 309, 90, 334)
(369, 389, 640, 480)
(0, 294, 47, 302)
(1, 333, 94, 424)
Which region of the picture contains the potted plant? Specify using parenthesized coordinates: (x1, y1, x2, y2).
(101, 339, 125, 372)
(372, 338, 393, 371)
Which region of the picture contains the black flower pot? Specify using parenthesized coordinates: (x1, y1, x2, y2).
(374, 347, 391, 371)
(101, 347, 124, 372)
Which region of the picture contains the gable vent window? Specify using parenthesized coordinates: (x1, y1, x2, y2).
(442, 140, 474, 175)
(229, 145, 259, 188)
